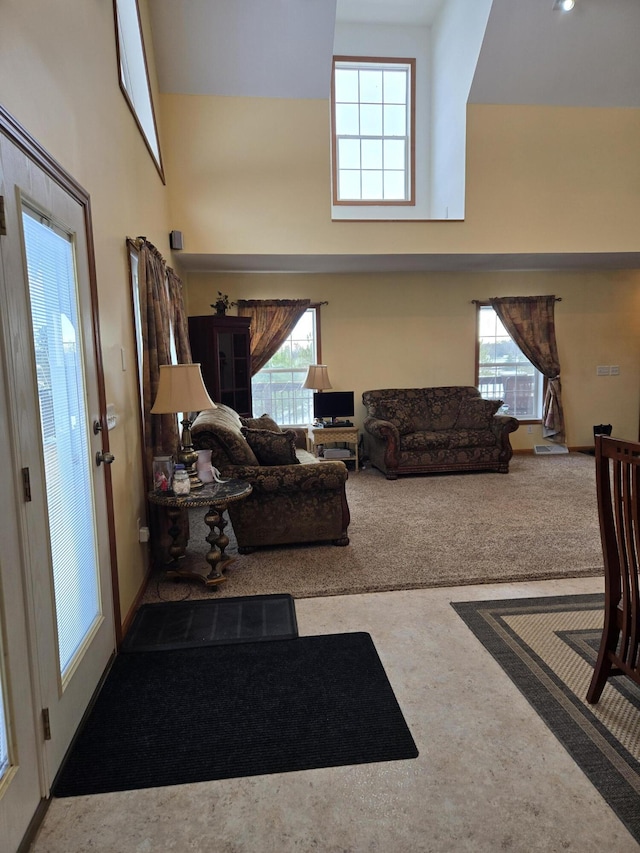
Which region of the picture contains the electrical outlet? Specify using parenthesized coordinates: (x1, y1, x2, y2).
(137, 518, 150, 543)
(596, 365, 610, 376)
(610, 365, 620, 375)
(527, 425, 533, 434)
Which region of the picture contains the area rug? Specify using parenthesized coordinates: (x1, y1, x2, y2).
(143, 453, 603, 603)
(53, 632, 418, 797)
(121, 594, 298, 652)
(452, 594, 640, 844)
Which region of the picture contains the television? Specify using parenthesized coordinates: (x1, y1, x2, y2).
(313, 391, 355, 424)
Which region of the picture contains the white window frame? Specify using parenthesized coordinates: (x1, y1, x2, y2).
(113, 0, 165, 182)
(332, 56, 415, 206)
(251, 308, 319, 426)
(476, 304, 544, 422)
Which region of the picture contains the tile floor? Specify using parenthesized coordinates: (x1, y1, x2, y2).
(30, 576, 638, 853)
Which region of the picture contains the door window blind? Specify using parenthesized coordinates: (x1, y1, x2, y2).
(22, 207, 100, 677)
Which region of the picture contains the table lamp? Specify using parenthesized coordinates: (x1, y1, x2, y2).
(302, 364, 332, 392)
(151, 363, 216, 489)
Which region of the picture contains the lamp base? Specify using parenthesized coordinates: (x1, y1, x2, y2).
(188, 471, 205, 490)
(178, 418, 204, 489)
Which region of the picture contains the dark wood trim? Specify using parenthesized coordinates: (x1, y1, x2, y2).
(0, 104, 123, 642)
(112, 0, 165, 184)
(119, 558, 155, 642)
(331, 56, 416, 207)
(17, 797, 51, 853)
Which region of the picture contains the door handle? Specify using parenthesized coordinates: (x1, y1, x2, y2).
(96, 450, 115, 466)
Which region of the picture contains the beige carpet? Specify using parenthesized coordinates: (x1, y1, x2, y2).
(143, 453, 603, 603)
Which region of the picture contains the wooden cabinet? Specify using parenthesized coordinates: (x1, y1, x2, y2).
(188, 315, 253, 417)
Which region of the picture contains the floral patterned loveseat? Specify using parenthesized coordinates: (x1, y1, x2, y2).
(191, 404, 350, 551)
(362, 386, 519, 479)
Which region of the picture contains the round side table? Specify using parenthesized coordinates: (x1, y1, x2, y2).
(148, 479, 252, 587)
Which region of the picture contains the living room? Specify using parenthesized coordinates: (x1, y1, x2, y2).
(1, 0, 640, 850)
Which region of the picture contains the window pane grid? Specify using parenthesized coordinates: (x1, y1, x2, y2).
(334, 59, 411, 202)
(477, 306, 543, 419)
(251, 309, 317, 426)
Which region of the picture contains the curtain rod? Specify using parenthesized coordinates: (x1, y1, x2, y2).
(470, 297, 562, 304)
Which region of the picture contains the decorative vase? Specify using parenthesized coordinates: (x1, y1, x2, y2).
(215, 303, 227, 316)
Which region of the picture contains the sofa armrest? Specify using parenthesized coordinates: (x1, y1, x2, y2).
(224, 460, 348, 494)
(491, 414, 520, 453)
(363, 416, 400, 443)
(492, 414, 520, 435)
(363, 416, 401, 473)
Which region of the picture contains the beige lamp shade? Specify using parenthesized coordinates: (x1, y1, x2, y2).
(302, 364, 332, 391)
(151, 364, 216, 414)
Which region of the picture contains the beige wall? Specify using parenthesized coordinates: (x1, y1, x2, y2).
(185, 269, 640, 450)
(162, 93, 640, 255)
(0, 0, 172, 622)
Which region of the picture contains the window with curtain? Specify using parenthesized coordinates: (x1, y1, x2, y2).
(251, 308, 318, 425)
(477, 304, 543, 420)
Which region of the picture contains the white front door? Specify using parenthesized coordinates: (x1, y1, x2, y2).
(0, 127, 116, 848)
(0, 337, 42, 853)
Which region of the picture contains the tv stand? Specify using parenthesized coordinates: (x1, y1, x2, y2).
(307, 425, 359, 471)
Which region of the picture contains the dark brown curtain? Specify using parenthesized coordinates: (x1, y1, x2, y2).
(236, 299, 311, 375)
(167, 267, 192, 365)
(134, 239, 193, 557)
(136, 239, 191, 487)
(489, 295, 565, 443)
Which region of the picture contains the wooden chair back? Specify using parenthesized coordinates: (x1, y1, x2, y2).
(587, 434, 640, 703)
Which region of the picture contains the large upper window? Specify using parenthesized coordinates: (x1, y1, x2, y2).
(252, 308, 318, 426)
(477, 305, 543, 421)
(114, 0, 164, 182)
(332, 57, 415, 206)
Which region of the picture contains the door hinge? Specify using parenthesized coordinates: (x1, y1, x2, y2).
(42, 708, 51, 741)
(22, 467, 32, 502)
(0, 196, 5, 236)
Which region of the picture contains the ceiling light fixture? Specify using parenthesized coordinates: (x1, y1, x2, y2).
(553, 0, 575, 10)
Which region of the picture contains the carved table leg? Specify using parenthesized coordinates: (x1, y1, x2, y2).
(165, 506, 186, 566)
(165, 505, 227, 588)
(203, 505, 224, 583)
(204, 503, 235, 583)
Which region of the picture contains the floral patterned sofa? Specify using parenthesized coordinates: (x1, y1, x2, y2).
(191, 404, 350, 551)
(362, 386, 519, 479)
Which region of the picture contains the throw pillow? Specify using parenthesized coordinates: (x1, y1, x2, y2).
(456, 397, 502, 429)
(375, 398, 416, 434)
(241, 427, 300, 466)
(240, 413, 282, 433)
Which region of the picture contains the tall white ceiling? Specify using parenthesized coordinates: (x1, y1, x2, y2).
(148, 0, 640, 106)
(469, 0, 640, 107)
(147, 0, 337, 99)
(337, 0, 445, 26)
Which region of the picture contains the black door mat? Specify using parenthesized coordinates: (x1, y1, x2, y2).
(121, 594, 298, 652)
(53, 632, 418, 796)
